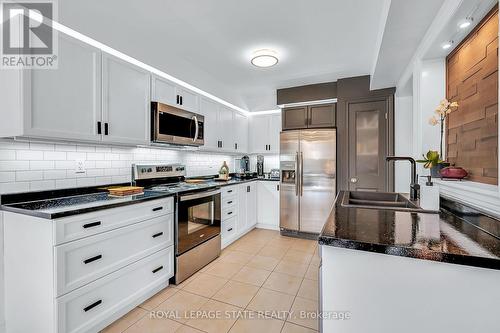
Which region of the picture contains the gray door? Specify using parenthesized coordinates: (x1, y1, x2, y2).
(282, 107, 308, 130)
(308, 104, 336, 128)
(299, 129, 336, 234)
(280, 131, 300, 231)
(348, 101, 388, 191)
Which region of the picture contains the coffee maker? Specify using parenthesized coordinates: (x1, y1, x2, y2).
(257, 155, 264, 177)
(239, 155, 250, 173)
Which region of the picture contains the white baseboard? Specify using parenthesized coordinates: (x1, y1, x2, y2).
(255, 223, 279, 231)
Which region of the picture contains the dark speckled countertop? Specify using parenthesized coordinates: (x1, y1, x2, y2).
(319, 191, 500, 270)
(0, 177, 278, 219)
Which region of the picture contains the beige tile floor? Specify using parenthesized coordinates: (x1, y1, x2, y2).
(102, 229, 320, 333)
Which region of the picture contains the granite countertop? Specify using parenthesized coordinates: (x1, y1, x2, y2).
(0, 177, 279, 219)
(319, 191, 500, 270)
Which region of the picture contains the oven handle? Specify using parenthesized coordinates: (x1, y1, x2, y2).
(180, 189, 221, 201)
(192, 115, 199, 143)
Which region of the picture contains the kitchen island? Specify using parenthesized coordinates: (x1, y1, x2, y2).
(319, 191, 500, 333)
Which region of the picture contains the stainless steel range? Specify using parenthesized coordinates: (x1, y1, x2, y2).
(132, 163, 221, 284)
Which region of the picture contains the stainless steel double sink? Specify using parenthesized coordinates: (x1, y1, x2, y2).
(341, 191, 438, 213)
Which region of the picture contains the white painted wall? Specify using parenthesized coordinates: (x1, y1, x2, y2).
(411, 59, 446, 175)
(394, 95, 413, 192)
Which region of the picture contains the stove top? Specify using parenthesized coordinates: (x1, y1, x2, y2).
(147, 182, 216, 193)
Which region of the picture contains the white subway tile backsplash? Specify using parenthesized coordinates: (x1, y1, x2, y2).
(30, 180, 56, 191)
(0, 138, 248, 194)
(17, 150, 44, 160)
(30, 161, 55, 170)
(43, 151, 67, 161)
(0, 161, 30, 171)
(16, 171, 43, 182)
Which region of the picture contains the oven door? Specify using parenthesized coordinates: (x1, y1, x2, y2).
(152, 102, 204, 146)
(177, 189, 221, 255)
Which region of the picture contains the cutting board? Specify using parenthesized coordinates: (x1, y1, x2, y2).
(185, 179, 206, 184)
(108, 186, 144, 196)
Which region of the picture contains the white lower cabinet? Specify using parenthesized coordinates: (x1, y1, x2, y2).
(3, 197, 174, 333)
(257, 181, 280, 230)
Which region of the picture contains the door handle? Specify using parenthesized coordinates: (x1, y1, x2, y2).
(192, 115, 199, 143)
(350, 177, 358, 183)
(300, 152, 304, 196)
(295, 152, 299, 196)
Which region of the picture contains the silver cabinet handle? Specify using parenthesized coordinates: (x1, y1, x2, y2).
(350, 177, 358, 183)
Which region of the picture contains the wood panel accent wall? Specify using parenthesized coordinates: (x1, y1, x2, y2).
(446, 5, 498, 185)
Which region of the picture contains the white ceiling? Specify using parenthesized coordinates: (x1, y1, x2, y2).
(58, 0, 460, 111)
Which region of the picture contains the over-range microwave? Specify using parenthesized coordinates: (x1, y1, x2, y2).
(151, 102, 204, 146)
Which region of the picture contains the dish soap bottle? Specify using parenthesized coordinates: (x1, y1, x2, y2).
(219, 161, 229, 180)
(419, 175, 440, 211)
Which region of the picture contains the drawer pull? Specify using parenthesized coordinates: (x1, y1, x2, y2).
(152, 232, 164, 238)
(83, 254, 102, 264)
(228, 228, 233, 232)
(227, 201, 233, 204)
(152, 266, 163, 274)
(83, 221, 101, 229)
(227, 211, 233, 215)
(152, 207, 163, 212)
(227, 190, 233, 193)
(83, 300, 102, 312)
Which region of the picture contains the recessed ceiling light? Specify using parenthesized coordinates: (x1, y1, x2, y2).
(251, 49, 278, 68)
(442, 41, 453, 50)
(458, 18, 473, 29)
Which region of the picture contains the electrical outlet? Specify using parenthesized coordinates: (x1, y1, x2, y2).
(75, 159, 86, 174)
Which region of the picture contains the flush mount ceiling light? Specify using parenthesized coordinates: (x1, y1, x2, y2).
(442, 41, 453, 50)
(251, 49, 278, 68)
(458, 18, 473, 29)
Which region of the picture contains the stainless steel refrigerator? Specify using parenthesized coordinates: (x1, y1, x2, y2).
(280, 129, 336, 235)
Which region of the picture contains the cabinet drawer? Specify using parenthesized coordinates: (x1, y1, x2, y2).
(222, 206, 237, 221)
(221, 186, 238, 199)
(54, 197, 173, 245)
(57, 246, 173, 333)
(55, 214, 173, 296)
(221, 216, 237, 240)
(222, 196, 237, 210)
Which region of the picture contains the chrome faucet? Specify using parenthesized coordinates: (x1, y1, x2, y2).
(386, 156, 420, 201)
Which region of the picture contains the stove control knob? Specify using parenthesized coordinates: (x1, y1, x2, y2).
(148, 168, 153, 172)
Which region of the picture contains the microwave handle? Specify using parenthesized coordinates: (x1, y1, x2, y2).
(192, 115, 199, 143)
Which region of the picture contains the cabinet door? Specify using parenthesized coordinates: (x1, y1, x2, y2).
(348, 100, 388, 191)
(268, 114, 282, 153)
(199, 98, 219, 150)
(151, 75, 177, 106)
(257, 181, 279, 229)
(237, 184, 248, 233)
(249, 115, 270, 154)
(308, 104, 336, 128)
(282, 107, 307, 130)
(233, 112, 248, 153)
(217, 106, 234, 151)
(247, 182, 257, 229)
(176, 87, 199, 112)
(102, 54, 150, 145)
(24, 32, 102, 141)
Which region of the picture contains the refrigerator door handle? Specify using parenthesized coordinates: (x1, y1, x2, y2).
(300, 151, 304, 196)
(295, 151, 300, 196)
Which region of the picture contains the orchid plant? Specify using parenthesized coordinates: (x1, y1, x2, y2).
(428, 99, 459, 158)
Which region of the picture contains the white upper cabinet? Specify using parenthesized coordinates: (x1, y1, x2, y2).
(176, 87, 199, 112)
(23, 32, 102, 142)
(199, 97, 219, 150)
(233, 112, 248, 153)
(151, 75, 198, 112)
(249, 114, 281, 154)
(217, 106, 234, 151)
(151, 75, 177, 106)
(102, 53, 150, 145)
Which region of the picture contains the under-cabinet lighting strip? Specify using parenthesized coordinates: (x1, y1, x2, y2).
(50, 21, 250, 116)
(249, 109, 281, 116)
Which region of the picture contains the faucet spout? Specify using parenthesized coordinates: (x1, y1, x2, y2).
(386, 156, 420, 201)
